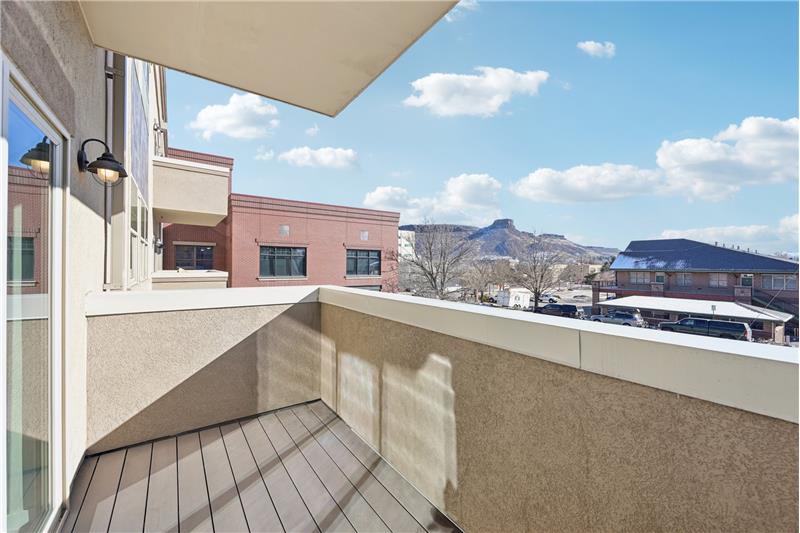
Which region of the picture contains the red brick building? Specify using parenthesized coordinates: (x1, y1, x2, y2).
(161, 149, 399, 291)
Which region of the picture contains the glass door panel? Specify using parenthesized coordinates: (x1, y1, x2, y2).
(6, 98, 53, 532)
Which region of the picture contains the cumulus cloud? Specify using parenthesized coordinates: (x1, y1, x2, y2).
(364, 173, 502, 225)
(510, 164, 663, 203)
(189, 93, 279, 140)
(254, 146, 274, 161)
(305, 124, 320, 137)
(577, 41, 616, 58)
(445, 0, 478, 22)
(277, 146, 357, 168)
(509, 116, 798, 203)
(659, 213, 798, 254)
(656, 116, 798, 200)
(403, 66, 549, 117)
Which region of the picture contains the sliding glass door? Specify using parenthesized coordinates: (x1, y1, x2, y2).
(4, 73, 63, 533)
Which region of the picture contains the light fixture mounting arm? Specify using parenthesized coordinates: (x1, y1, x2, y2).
(77, 138, 112, 172)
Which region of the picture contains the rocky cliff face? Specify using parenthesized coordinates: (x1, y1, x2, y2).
(400, 219, 618, 262)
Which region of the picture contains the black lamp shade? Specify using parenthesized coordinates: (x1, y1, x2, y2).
(86, 151, 128, 184)
(20, 137, 51, 172)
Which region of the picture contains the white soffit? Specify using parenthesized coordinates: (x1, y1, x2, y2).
(78, 1, 456, 116)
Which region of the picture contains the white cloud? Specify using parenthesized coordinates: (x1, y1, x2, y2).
(510, 164, 663, 203)
(254, 146, 274, 161)
(277, 146, 357, 168)
(577, 41, 616, 58)
(189, 93, 279, 140)
(656, 116, 799, 200)
(403, 66, 549, 117)
(659, 213, 798, 254)
(509, 116, 798, 203)
(305, 124, 320, 137)
(445, 0, 478, 22)
(364, 173, 502, 225)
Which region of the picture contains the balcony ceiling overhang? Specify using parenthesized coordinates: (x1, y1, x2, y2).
(78, 1, 456, 117)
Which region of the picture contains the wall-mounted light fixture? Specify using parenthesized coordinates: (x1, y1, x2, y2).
(77, 138, 127, 186)
(20, 136, 52, 174)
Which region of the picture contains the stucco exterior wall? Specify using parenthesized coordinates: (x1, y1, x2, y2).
(86, 303, 321, 454)
(320, 303, 798, 532)
(2, 0, 107, 482)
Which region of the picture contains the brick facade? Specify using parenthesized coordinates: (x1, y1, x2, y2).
(160, 150, 400, 291)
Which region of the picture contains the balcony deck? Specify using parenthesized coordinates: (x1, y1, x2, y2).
(61, 401, 460, 532)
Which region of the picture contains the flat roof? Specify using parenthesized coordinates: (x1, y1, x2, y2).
(599, 295, 794, 323)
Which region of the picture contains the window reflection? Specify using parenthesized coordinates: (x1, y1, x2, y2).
(7, 99, 53, 532)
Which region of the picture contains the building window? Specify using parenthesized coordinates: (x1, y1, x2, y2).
(360, 230, 369, 241)
(7, 236, 34, 281)
(279, 224, 290, 237)
(630, 271, 650, 284)
(740, 274, 753, 287)
(654, 272, 665, 283)
(347, 249, 380, 276)
(260, 246, 306, 277)
(676, 272, 693, 286)
(709, 273, 728, 287)
(175, 245, 214, 270)
(762, 274, 798, 290)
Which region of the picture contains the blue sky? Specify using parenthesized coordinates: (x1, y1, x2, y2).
(166, 1, 798, 253)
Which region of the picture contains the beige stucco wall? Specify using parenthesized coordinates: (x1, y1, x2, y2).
(2, 0, 108, 484)
(320, 303, 798, 532)
(86, 303, 321, 453)
(152, 157, 229, 226)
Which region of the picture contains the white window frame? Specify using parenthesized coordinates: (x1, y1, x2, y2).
(630, 271, 650, 284)
(762, 274, 798, 290)
(1, 54, 68, 533)
(676, 272, 693, 286)
(709, 272, 728, 288)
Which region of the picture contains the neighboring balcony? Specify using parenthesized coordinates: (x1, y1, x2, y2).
(152, 156, 229, 227)
(74, 286, 798, 532)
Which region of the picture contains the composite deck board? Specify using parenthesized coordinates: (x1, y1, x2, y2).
(62, 455, 98, 533)
(240, 418, 319, 533)
(293, 405, 426, 533)
(220, 422, 284, 532)
(177, 432, 214, 532)
(308, 402, 460, 533)
(71, 449, 126, 532)
(144, 438, 179, 533)
(260, 413, 355, 533)
(62, 401, 462, 533)
(276, 409, 389, 533)
(108, 443, 152, 532)
(198, 427, 250, 532)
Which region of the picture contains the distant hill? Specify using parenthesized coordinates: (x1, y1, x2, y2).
(400, 219, 618, 262)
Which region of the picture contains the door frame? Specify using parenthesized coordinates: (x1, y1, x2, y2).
(1, 52, 70, 533)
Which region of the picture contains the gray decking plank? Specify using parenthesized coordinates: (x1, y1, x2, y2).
(220, 422, 284, 532)
(62, 455, 98, 533)
(276, 409, 389, 533)
(108, 443, 152, 532)
(259, 413, 354, 533)
(144, 438, 179, 533)
(198, 427, 249, 532)
(240, 418, 318, 533)
(308, 402, 460, 533)
(177, 433, 214, 532)
(293, 405, 426, 533)
(71, 449, 126, 532)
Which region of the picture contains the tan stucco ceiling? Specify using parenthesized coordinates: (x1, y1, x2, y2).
(78, 1, 456, 116)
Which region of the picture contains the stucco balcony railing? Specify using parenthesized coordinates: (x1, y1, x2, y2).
(83, 286, 799, 532)
(152, 156, 229, 227)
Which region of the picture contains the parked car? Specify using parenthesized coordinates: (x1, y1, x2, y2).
(658, 318, 752, 341)
(536, 303, 581, 318)
(541, 293, 561, 303)
(590, 310, 646, 327)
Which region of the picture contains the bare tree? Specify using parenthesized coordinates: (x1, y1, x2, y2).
(514, 233, 564, 310)
(405, 222, 476, 299)
(464, 258, 516, 302)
